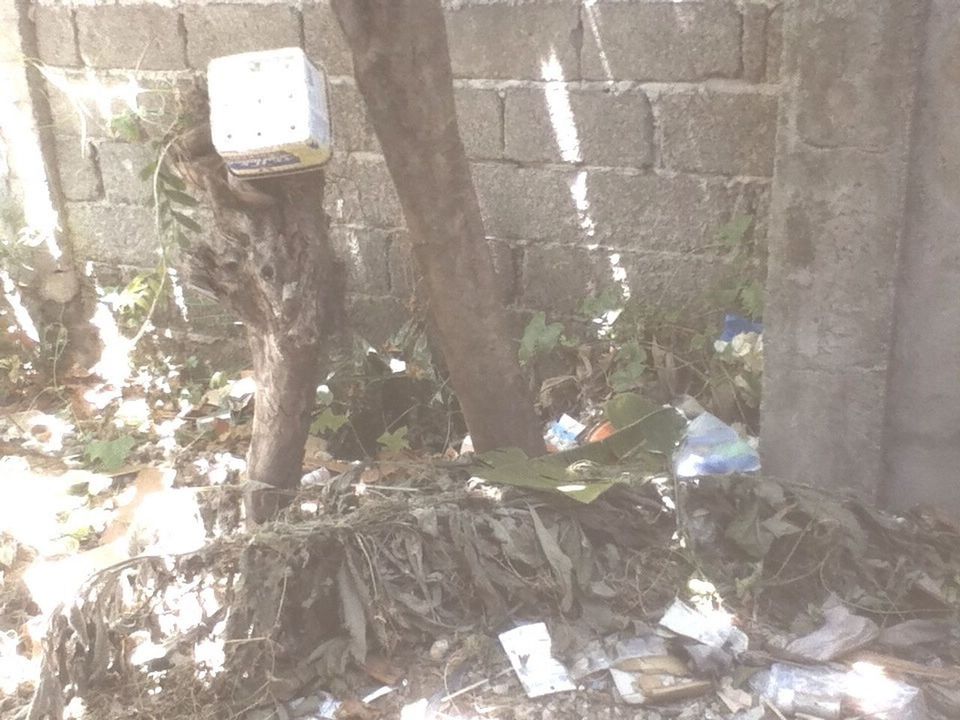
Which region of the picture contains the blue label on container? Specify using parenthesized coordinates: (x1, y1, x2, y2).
(229, 152, 301, 172)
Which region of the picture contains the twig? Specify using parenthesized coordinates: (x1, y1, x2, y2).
(438, 667, 512, 704)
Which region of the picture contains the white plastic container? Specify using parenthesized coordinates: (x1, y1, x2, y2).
(207, 47, 333, 178)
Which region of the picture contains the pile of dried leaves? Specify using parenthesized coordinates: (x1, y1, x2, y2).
(14, 460, 960, 720)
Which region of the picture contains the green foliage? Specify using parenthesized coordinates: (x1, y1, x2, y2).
(140, 158, 201, 252)
(607, 339, 647, 392)
(712, 214, 765, 321)
(84, 435, 136, 472)
(377, 426, 410, 453)
(113, 269, 168, 329)
(515, 216, 766, 428)
(108, 110, 144, 142)
(311, 407, 349, 435)
(519, 311, 567, 366)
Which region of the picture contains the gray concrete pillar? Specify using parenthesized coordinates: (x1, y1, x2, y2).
(882, 1, 960, 514)
(760, 0, 927, 500)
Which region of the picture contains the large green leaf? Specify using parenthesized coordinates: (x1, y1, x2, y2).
(471, 397, 683, 503)
(603, 392, 686, 455)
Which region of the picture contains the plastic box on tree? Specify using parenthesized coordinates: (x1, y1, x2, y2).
(207, 47, 333, 177)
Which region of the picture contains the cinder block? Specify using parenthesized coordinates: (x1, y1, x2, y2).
(586, 171, 769, 253)
(581, 1, 740, 81)
(331, 225, 391, 294)
(76, 6, 185, 70)
(522, 245, 726, 315)
(521, 245, 610, 314)
(504, 87, 653, 166)
(658, 91, 778, 176)
(302, 2, 353, 76)
(329, 82, 379, 153)
(53, 133, 102, 201)
(325, 155, 403, 229)
(445, 2, 580, 80)
(473, 163, 582, 241)
(67, 202, 158, 265)
(766, 6, 783, 82)
(389, 230, 515, 304)
(346, 294, 408, 346)
(136, 75, 201, 140)
(183, 5, 300, 69)
(741, 3, 768, 83)
(34, 6, 80, 67)
(455, 87, 501, 160)
(98, 142, 156, 204)
(44, 73, 191, 141)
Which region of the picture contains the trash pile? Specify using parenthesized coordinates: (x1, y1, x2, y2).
(4, 315, 960, 720)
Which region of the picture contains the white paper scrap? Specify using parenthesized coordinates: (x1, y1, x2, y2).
(499, 623, 577, 698)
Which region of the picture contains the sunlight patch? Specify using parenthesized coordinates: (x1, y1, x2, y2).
(1, 270, 40, 343)
(540, 50, 581, 163)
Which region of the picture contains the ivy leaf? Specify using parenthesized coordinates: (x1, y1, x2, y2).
(84, 436, 136, 472)
(139, 161, 158, 181)
(311, 408, 349, 435)
(377, 426, 410, 453)
(718, 215, 754, 250)
(170, 210, 202, 233)
(609, 359, 646, 392)
(518, 311, 565, 366)
(165, 190, 199, 207)
(739, 279, 764, 320)
(158, 170, 186, 191)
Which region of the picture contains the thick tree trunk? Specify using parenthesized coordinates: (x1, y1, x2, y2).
(174, 121, 345, 524)
(331, 0, 545, 456)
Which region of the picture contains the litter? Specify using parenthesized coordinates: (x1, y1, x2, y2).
(750, 662, 928, 720)
(498, 623, 576, 698)
(288, 691, 341, 719)
(673, 412, 760, 478)
(301, 467, 332, 487)
(718, 314, 763, 343)
(659, 598, 748, 655)
(785, 596, 879, 662)
(545, 414, 587, 452)
(878, 619, 959, 649)
(609, 668, 711, 706)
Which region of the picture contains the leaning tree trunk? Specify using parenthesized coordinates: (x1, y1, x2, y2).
(332, 0, 545, 456)
(173, 121, 345, 524)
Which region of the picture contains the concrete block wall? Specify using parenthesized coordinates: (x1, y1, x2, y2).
(28, 0, 783, 342)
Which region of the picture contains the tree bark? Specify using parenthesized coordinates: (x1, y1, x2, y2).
(173, 121, 345, 524)
(331, 0, 545, 457)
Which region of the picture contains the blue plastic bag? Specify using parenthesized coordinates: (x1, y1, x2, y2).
(673, 412, 760, 477)
(719, 314, 763, 343)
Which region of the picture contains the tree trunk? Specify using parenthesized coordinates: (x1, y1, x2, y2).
(331, 0, 545, 457)
(174, 120, 345, 524)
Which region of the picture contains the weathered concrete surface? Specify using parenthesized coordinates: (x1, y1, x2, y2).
(76, 6, 185, 70)
(33, 5, 80, 68)
(183, 5, 300, 69)
(445, 1, 580, 80)
(21, 0, 782, 356)
(504, 88, 653, 167)
(883, 0, 960, 513)
(302, 2, 354, 76)
(66, 201, 156, 265)
(581, 1, 740, 81)
(761, 0, 926, 501)
(658, 90, 778, 176)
